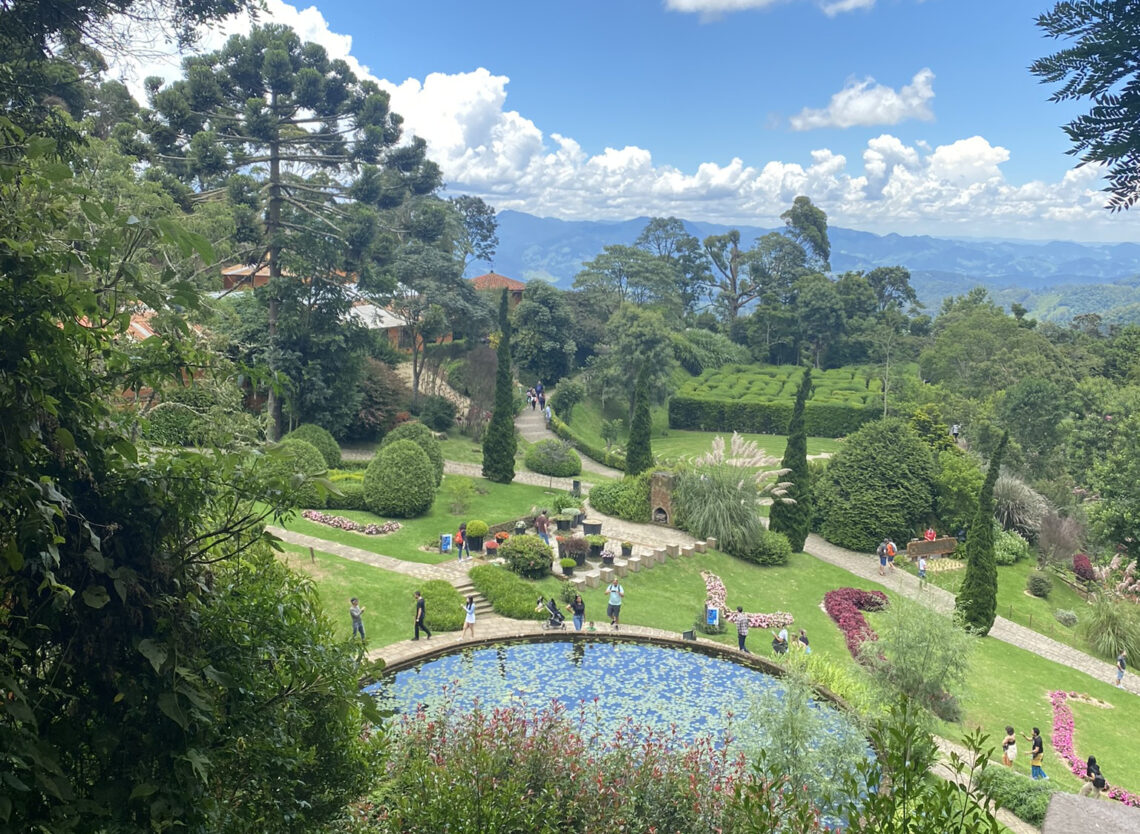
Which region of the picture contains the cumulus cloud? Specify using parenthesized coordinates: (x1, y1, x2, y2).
(790, 68, 935, 130)
(107, 1, 1134, 241)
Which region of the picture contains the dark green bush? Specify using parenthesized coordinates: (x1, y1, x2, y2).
(142, 401, 204, 447)
(550, 415, 627, 472)
(418, 395, 457, 432)
(587, 471, 651, 522)
(668, 396, 875, 438)
(381, 421, 443, 486)
(499, 534, 553, 579)
(1026, 571, 1053, 598)
(548, 379, 585, 423)
(469, 565, 546, 620)
(420, 579, 464, 631)
(736, 528, 793, 566)
(524, 439, 582, 477)
(363, 440, 437, 518)
(326, 480, 366, 511)
(284, 423, 341, 468)
(975, 766, 1053, 826)
(465, 519, 489, 539)
(1054, 608, 1078, 627)
(259, 437, 328, 509)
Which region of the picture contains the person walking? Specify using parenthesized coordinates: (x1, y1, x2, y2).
(918, 555, 927, 585)
(1117, 650, 1127, 687)
(413, 590, 431, 640)
(1001, 726, 1017, 767)
(798, 628, 811, 654)
(567, 594, 585, 631)
(544, 403, 552, 427)
(886, 539, 897, 571)
(735, 607, 749, 653)
(605, 580, 624, 629)
(877, 539, 889, 576)
(951, 423, 960, 442)
(456, 522, 470, 561)
(349, 597, 365, 643)
(461, 595, 476, 640)
(1024, 727, 1047, 779)
(535, 510, 550, 546)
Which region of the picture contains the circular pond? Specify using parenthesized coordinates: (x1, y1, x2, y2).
(369, 639, 862, 758)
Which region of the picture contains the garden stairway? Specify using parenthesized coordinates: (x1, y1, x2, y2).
(452, 578, 494, 619)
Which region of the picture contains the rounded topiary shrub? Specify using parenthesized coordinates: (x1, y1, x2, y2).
(363, 439, 437, 518)
(524, 439, 582, 477)
(143, 401, 204, 447)
(285, 423, 341, 468)
(381, 421, 443, 486)
(499, 534, 554, 579)
(418, 395, 458, 432)
(1054, 608, 1078, 628)
(420, 579, 464, 631)
(735, 528, 793, 566)
(1025, 571, 1053, 598)
(326, 480, 366, 511)
(260, 437, 328, 509)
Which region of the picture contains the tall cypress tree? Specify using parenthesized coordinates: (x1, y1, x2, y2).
(769, 366, 812, 551)
(625, 365, 653, 475)
(482, 290, 517, 483)
(955, 432, 1008, 635)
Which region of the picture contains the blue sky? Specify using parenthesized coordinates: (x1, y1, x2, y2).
(118, 0, 1140, 241)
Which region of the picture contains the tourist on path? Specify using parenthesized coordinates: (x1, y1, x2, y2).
(798, 628, 811, 654)
(461, 595, 476, 640)
(1080, 756, 1106, 797)
(605, 580, 624, 629)
(1024, 728, 1047, 779)
(1117, 650, 1127, 686)
(918, 555, 927, 585)
(735, 607, 749, 653)
(413, 590, 431, 640)
(877, 539, 889, 576)
(456, 522, 470, 561)
(951, 423, 960, 441)
(544, 404, 552, 427)
(535, 510, 550, 545)
(567, 594, 586, 631)
(887, 539, 897, 571)
(1001, 726, 1017, 767)
(349, 597, 365, 643)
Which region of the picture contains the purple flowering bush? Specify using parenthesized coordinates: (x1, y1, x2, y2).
(301, 510, 400, 536)
(823, 588, 888, 658)
(1050, 690, 1140, 808)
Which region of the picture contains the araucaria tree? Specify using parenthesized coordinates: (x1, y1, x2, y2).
(482, 290, 517, 482)
(955, 432, 1009, 635)
(768, 366, 812, 551)
(625, 365, 653, 475)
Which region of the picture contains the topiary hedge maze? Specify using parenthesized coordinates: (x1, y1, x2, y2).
(668, 364, 880, 437)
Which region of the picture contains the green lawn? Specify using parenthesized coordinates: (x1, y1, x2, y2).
(278, 475, 568, 564)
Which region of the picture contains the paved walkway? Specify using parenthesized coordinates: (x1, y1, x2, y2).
(803, 533, 1140, 696)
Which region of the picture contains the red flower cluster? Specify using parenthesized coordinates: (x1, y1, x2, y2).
(823, 588, 888, 658)
(1072, 553, 1096, 582)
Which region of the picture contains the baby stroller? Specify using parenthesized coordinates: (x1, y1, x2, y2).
(537, 596, 566, 630)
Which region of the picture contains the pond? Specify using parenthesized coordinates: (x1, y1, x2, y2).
(368, 639, 864, 761)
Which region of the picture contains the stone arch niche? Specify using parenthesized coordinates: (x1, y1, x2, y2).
(650, 471, 675, 526)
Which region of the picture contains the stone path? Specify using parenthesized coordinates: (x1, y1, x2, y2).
(803, 533, 1140, 696)
(516, 405, 623, 479)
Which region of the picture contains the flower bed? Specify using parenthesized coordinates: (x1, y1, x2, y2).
(701, 571, 794, 629)
(823, 588, 888, 658)
(1050, 690, 1140, 808)
(301, 510, 401, 536)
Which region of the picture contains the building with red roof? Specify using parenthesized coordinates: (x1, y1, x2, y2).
(469, 271, 526, 306)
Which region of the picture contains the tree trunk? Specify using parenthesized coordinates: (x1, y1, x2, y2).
(265, 124, 284, 441)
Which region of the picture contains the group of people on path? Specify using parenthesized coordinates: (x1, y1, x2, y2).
(1001, 725, 1048, 780)
(526, 381, 552, 425)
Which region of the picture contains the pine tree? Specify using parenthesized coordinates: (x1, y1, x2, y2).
(955, 432, 1008, 635)
(769, 366, 812, 551)
(482, 290, 517, 483)
(625, 365, 653, 475)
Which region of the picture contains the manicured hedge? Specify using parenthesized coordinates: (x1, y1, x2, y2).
(469, 565, 546, 620)
(737, 528, 792, 566)
(363, 440, 437, 518)
(420, 579, 464, 632)
(381, 421, 444, 486)
(499, 534, 553, 579)
(524, 439, 582, 477)
(284, 423, 341, 468)
(550, 415, 627, 472)
(975, 766, 1053, 826)
(259, 438, 328, 509)
(326, 480, 366, 511)
(586, 471, 652, 523)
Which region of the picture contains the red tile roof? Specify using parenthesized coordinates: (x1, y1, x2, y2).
(470, 272, 526, 292)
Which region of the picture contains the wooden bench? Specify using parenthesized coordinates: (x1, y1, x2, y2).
(906, 537, 958, 558)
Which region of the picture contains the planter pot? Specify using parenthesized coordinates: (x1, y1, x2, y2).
(602, 555, 615, 566)
(589, 544, 603, 560)
(574, 551, 587, 567)
(555, 517, 572, 532)
(575, 511, 585, 526)
(562, 564, 574, 577)
(583, 520, 602, 536)
(484, 543, 498, 557)
(515, 521, 528, 536)
(620, 545, 633, 558)
(467, 535, 485, 552)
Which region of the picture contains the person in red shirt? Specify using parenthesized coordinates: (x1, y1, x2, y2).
(924, 527, 937, 542)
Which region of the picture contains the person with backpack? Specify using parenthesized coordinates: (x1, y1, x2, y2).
(877, 539, 889, 576)
(887, 539, 897, 571)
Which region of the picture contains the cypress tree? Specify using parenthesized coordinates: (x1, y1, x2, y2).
(769, 366, 812, 551)
(481, 290, 517, 483)
(955, 431, 1008, 635)
(625, 366, 653, 475)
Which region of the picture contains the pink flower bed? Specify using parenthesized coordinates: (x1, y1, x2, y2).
(701, 571, 794, 629)
(1050, 690, 1140, 807)
(823, 588, 888, 658)
(301, 510, 401, 536)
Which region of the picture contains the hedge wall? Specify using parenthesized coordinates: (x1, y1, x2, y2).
(420, 579, 464, 632)
(469, 565, 546, 620)
(668, 397, 876, 438)
(550, 415, 627, 472)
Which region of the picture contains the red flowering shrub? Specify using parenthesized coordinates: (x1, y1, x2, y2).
(823, 588, 888, 658)
(1073, 553, 1096, 582)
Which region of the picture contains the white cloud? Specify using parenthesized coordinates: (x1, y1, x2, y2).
(665, 0, 876, 15)
(790, 68, 935, 130)
(820, 0, 875, 15)
(108, 2, 1137, 241)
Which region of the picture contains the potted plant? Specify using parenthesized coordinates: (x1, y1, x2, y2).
(495, 531, 511, 544)
(485, 540, 499, 556)
(620, 540, 633, 558)
(465, 519, 489, 552)
(560, 557, 577, 577)
(561, 536, 588, 567)
(583, 518, 603, 536)
(554, 512, 575, 532)
(585, 534, 607, 560)
(601, 545, 616, 567)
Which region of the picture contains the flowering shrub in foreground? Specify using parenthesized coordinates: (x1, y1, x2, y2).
(823, 588, 888, 657)
(1050, 690, 1140, 808)
(301, 510, 400, 536)
(703, 571, 795, 629)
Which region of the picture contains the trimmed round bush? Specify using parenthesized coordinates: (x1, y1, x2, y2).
(499, 534, 553, 579)
(524, 439, 582, 477)
(143, 401, 204, 447)
(1025, 571, 1053, 598)
(469, 564, 546, 620)
(465, 520, 489, 539)
(363, 439, 437, 518)
(993, 526, 1030, 566)
(418, 395, 457, 432)
(260, 438, 328, 509)
(284, 423, 341, 468)
(381, 421, 443, 486)
(326, 480, 366, 511)
(1054, 608, 1078, 628)
(735, 528, 793, 566)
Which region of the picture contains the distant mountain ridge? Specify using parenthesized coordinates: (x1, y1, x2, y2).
(471, 210, 1140, 317)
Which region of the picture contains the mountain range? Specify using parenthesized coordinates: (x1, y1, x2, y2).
(470, 210, 1140, 323)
